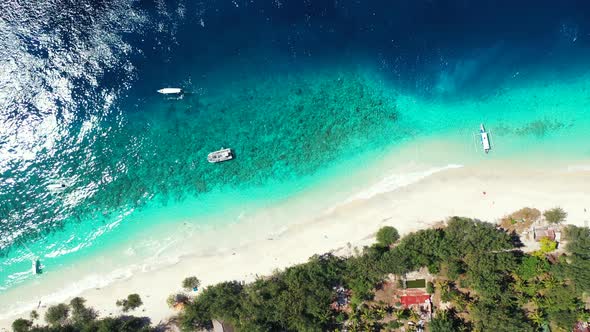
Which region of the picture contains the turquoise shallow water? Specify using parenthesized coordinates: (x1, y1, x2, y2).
(1, 66, 411, 290)
(3, 63, 590, 294)
(2, 0, 590, 297)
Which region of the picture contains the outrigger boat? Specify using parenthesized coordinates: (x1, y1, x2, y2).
(479, 124, 491, 153)
(32, 258, 40, 275)
(207, 148, 234, 163)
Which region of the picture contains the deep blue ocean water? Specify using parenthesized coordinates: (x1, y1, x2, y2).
(2, 0, 590, 292)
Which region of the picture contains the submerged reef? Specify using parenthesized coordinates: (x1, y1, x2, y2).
(495, 119, 570, 137)
(109, 70, 401, 206)
(0, 69, 402, 254)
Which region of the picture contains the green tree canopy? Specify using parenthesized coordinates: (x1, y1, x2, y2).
(429, 310, 466, 332)
(375, 226, 400, 247)
(561, 226, 590, 294)
(116, 294, 143, 312)
(167, 293, 190, 308)
(543, 207, 567, 224)
(344, 245, 387, 302)
(12, 299, 156, 332)
(86, 316, 154, 332)
(538, 237, 557, 255)
(11, 318, 33, 332)
(464, 251, 518, 301)
(69, 297, 97, 327)
(387, 228, 446, 273)
(182, 276, 201, 291)
(239, 254, 344, 331)
(516, 255, 549, 280)
(44, 303, 69, 327)
(444, 217, 515, 258)
(470, 300, 533, 332)
(180, 280, 244, 331)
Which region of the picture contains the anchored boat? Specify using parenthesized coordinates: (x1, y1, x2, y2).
(157, 88, 183, 95)
(47, 182, 67, 193)
(479, 124, 491, 153)
(208, 148, 234, 163)
(32, 258, 40, 275)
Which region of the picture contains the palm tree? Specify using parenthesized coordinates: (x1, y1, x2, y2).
(409, 309, 420, 322)
(437, 280, 452, 302)
(541, 275, 559, 289)
(435, 309, 448, 320)
(394, 308, 407, 320)
(360, 309, 371, 323)
(513, 275, 526, 293)
(531, 294, 548, 310)
(349, 308, 362, 325)
(373, 306, 387, 320)
(529, 310, 546, 327)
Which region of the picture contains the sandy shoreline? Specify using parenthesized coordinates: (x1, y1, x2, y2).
(1, 143, 590, 329)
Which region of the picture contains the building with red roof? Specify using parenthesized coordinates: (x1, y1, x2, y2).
(400, 294, 431, 307)
(400, 291, 432, 321)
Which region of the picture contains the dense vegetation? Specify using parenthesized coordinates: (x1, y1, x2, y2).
(375, 226, 400, 248)
(12, 295, 154, 332)
(175, 217, 590, 332)
(11, 216, 590, 332)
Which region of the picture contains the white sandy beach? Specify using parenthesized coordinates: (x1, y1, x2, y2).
(1, 137, 590, 330)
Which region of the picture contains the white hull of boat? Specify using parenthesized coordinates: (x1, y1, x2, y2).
(157, 88, 183, 95)
(208, 148, 234, 163)
(47, 182, 67, 193)
(480, 124, 491, 153)
(32, 259, 39, 275)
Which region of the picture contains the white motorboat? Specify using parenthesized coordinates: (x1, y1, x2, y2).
(207, 148, 234, 163)
(47, 182, 67, 193)
(157, 88, 183, 95)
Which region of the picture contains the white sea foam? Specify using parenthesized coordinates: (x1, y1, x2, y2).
(334, 164, 463, 210)
(0, 266, 136, 321)
(45, 243, 86, 258)
(0, 235, 185, 321)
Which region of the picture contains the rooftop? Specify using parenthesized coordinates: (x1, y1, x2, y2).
(400, 294, 431, 307)
(534, 227, 556, 241)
